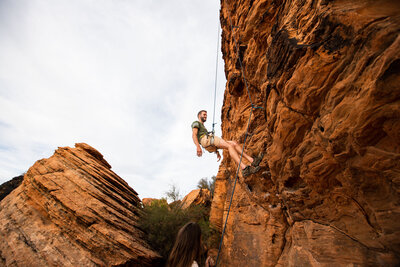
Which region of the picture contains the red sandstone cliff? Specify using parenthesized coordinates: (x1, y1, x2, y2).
(211, 0, 400, 266)
(0, 143, 161, 266)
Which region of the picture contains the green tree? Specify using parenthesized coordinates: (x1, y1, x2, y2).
(165, 183, 181, 202)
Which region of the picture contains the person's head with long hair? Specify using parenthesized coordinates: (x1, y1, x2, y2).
(167, 222, 202, 267)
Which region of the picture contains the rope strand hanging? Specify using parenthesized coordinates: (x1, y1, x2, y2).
(211, 23, 221, 135)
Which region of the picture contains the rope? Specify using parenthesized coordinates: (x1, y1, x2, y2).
(215, 108, 253, 266)
(215, 1, 262, 265)
(211, 24, 221, 135)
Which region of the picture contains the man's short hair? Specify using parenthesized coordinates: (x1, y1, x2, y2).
(197, 110, 207, 118)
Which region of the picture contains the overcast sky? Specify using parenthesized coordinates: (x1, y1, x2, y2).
(0, 0, 226, 200)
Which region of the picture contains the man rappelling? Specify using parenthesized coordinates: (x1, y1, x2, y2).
(191, 110, 261, 177)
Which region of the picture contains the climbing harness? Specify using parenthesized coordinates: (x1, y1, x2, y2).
(214, 2, 263, 266)
(208, 133, 215, 147)
(201, 134, 217, 153)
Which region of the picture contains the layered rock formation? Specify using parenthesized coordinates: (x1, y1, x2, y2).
(0, 143, 161, 266)
(211, 0, 400, 266)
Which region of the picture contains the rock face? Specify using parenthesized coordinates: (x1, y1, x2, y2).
(181, 189, 211, 209)
(211, 0, 400, 266)
(0, 143, 161, 266)
(0, 175, 23, 202)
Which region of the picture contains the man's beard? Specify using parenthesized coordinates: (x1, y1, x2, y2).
(201, 117, 206, 123)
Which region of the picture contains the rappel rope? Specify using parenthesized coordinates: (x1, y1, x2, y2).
(211, 23, 221, 136)
(207, 22, 221, 151)
(214, 2, 263, 266)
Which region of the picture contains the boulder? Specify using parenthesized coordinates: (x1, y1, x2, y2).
(142, 198, 158, 206)
(181, 189, 211, 209)
(142, 198, 168, 207)
(0, 143, 161, 266)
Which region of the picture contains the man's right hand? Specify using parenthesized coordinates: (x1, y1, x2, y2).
(206, 256, 215, 267)
(197, 146, 203, 157)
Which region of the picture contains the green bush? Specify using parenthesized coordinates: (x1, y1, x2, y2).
(139, 199, 211, 260)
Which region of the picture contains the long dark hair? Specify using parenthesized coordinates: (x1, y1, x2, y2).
(167, 222, 202, 267)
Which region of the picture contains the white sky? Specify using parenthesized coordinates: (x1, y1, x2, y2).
(0, 0, 226, 199)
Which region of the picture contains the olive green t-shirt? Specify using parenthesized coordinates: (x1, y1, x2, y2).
(191, 121, 208, 142)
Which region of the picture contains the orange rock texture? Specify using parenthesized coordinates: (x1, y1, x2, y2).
(180, 189, 211, 209)
(0, 143, 161, 266)
(211, 0, 400, 266)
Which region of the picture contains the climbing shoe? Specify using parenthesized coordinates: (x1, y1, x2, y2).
(251, 153, 264, 167)
(242, 166, 251, 177)
(242, 165, 261, 177)
(251, 165, 261, 174)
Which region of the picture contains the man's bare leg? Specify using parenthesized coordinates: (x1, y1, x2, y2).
(217, 139, 248, 170)
(227, 141, 253, 164)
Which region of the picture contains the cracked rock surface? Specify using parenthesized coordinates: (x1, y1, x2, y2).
(210, 0, 400, 266)
(0, 143, 161, 267)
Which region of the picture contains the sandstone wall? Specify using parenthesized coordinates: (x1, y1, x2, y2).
(0, 143, 161, 266)
(210, 0, 400, 266)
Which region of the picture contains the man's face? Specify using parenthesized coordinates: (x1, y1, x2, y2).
(199, 112, 207, 122)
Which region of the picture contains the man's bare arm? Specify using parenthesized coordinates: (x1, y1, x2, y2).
(192, 128, 202, 157)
